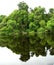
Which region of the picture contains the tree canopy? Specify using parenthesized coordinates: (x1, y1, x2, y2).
(0, 1, 54, 62)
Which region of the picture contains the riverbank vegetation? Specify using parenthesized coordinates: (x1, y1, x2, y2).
(0, 1, 54, 62)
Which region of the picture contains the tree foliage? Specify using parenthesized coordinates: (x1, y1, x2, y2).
(0, 1, 54, 62)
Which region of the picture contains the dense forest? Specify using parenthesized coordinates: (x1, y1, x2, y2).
(0, 1, 54, 62)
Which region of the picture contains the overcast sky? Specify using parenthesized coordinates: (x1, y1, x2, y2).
(0, 0, 54, 15)
(0, 0, 54, 65)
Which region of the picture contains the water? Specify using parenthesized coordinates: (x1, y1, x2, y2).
(0, 47, 54, 65)
(0, 32, 54, 65)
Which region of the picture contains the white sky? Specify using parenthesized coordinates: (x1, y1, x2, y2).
(0, 0, 54, 65)
(0, 0, 54, 15)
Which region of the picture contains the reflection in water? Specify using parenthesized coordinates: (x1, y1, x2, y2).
(0, 47, 54, 65)
(0, 33, 54, 62)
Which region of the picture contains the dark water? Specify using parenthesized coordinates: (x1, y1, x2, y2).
(0, 47, 54, 65)
(0, 33, 54, 65)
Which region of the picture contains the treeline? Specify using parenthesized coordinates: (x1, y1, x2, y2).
(0, 1, 54, 61)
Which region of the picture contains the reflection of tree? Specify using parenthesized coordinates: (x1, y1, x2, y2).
(29, 38, 46, 57)
(35, 44, 46, 56)
(50, 48, 54, 55)
(46, 33, 54, 47)
(18, 34, 30, 62)
(20, 52, 30, 62)
(0, 33, 54, 62)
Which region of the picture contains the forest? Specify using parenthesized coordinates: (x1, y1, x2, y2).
(0, 1, 54, 62)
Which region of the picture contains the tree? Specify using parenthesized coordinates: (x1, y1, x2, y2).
(0, 1, 54, 62)
(18, 1, 28, 11)
(47, 19, 54, 32)
(0, 15, 6, 23)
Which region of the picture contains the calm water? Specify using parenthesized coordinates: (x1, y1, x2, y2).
(0, 47, 54, 65)
(0, 33, 54, 65)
